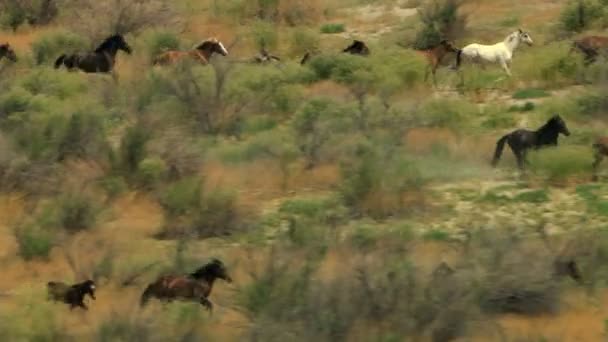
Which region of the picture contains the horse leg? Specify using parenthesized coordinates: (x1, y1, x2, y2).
(200, 297, 213, 311)
(592, 149, 604, 181)
(500, 60, 512, 77)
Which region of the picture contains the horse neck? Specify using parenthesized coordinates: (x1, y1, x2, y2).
(503, 35, 521, 53)
(199, 48, 213, 61)
(535, 123, 559, 143)
(99, 45, 119, 60)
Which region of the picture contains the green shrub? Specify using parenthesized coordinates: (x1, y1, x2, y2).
(57, 112, 109, 161)
(529, 145, 592, 183)
(423, 229, 451, 241)
(31, 30, 88, 65)
(136, 157, 167, 189)
(144, 30, 180, 60)
(320, 23, 345, 34)
(290, 28, 320, 56)
(414, 0, 467, 49)
(57, 193, 100, 233)
(559, 0, 602, 33)
(513, 189, 550, 203)
(252, 20, 278, 50)
(160, 177, 202, 218)
(99, 176, 128, 199)
(512, 88, 550, 100)
(15, 223, 54, 260)
(117, 125, 150, 174)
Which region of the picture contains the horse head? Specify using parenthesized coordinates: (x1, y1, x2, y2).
(518, 29, 533, 46)
(192, 258, 232, 283)
(439, 39, 459, 53)
(0, 43, 17, 62)
(77, 279, 96, 300)
(96, 34, 132, 54)
(549, 115, 570, 136)
(196, 38, 229, 57)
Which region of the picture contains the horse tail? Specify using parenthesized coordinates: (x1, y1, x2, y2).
(54, 54, 66, 69)
(491, 134, 510, 167)
(140, 284, 154, 307)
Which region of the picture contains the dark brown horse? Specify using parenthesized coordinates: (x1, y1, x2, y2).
(0, 43, 17, 62)
(140, 258, 232, 310)
(491, 115, 571, 170)
(153, 38, 228, 66)
(418, 39, 460, 84)
(570, 35, 608, 66)
(300, 39, 370, 65)
(47, 280, 96, 310)
(54, 34, 132, 73)
(592, 137, 608, 181)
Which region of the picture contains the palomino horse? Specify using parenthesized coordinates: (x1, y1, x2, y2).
(153, 38, 228, 66)
(54, 34, 132, 73)
(570, 35, 608, 66)
(300, 39, 370, 65)
(491, 115, 570, 170)
(0, 43, 17, 62)
(456, 29, 533, 76)
(418, 39, 460, 85)
(47, 280, 96, 310)
(140, 258, 232, 311)
(592, 137, 608, 181)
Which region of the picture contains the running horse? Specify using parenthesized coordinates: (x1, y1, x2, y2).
(54, 34, 132, 73)
(570, 35, 608, 66)
(0, 43, 17, 62)
(592, 137, 608, 181)
(153, 38, 228, 66)
(47, 280, 96, 310)
(418, 39, 460, 85)
(140, 258, 232, 311)
(456, 29, 533, 76)
(300, 39, 370, 65)
(491, 115, 571, 170)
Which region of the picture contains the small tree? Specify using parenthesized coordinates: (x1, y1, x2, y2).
(414, 0, 467, 49)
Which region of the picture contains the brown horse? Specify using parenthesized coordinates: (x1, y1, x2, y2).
(418, 39, 460, 85)
(570, 35, 608, 66)
(153, 38, 228, 66)
(140, 258, 232, 310)
(0, 43, 17, 62)
(592, 137, 608, 181)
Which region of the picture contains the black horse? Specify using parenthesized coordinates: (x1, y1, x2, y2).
(47, 279, 96, 310)
(140, 258, 232, 310)
(0, 43, 17, 62)
(491, 115, 571, 169)
(343, 40, 370, 55)
(54, 34, 132, 73)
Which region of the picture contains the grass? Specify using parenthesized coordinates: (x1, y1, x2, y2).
(320, 23, 345, 34)
(512, 88, 550, 100)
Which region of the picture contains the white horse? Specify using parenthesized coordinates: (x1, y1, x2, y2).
(456, 29, 533, 76)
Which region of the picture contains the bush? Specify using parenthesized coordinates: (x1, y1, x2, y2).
(512, 88, 550, 100)
(529, 145, 593, 184)
(252, 20, 278, 50)
(57, 193, 100, 233)
(144, 30, 180, 61)
(15, 223, 54, 260)
(158, 178, 243, 239)
(57, 112, 109, 161)
(320, 23, 345, 34)
(559, 0, 603, 33)
(31, 30, 88, 65)
(290, 28, 320, 56)
(136, 157, 167, 189)
(0, 0, 58, 31)
(414, 0, 467, 49)
(116, 124, 150, 174)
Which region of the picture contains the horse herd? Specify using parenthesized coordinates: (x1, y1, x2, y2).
(47, 258, 232, 311)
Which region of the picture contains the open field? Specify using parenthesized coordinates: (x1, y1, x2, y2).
(2, 0, 608, 341)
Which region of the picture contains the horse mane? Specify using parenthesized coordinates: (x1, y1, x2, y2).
(95, 35, 123, 53)
(190, 259, 222, 279)
(195, 38, 219, 51)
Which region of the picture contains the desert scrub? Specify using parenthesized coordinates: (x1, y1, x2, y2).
(320, 23, 345, 34)
(512, 88, 549, 100)
(31, 30, 88, 65)
(142, 29, 180, 61)
(528, 145, 593, 184)
(56, 192, 101, 233)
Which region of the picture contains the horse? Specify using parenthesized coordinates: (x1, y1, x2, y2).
(253, 47, 281, 64)
(0, 43, 17, 62)
(343, 40, 370, 56)
(54, 34, 132, 73)
(456, 29, 533, 76)
(47, 280, 96, 310)
(569, 35, 608, 66)
(300, 39, 370, 65)
(140, 258, 232, 311)
(491, 115, 571, 170)
(592, 137, 608, 181)
(153, 38, 228, 66)
(418, 39, 460, 85)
